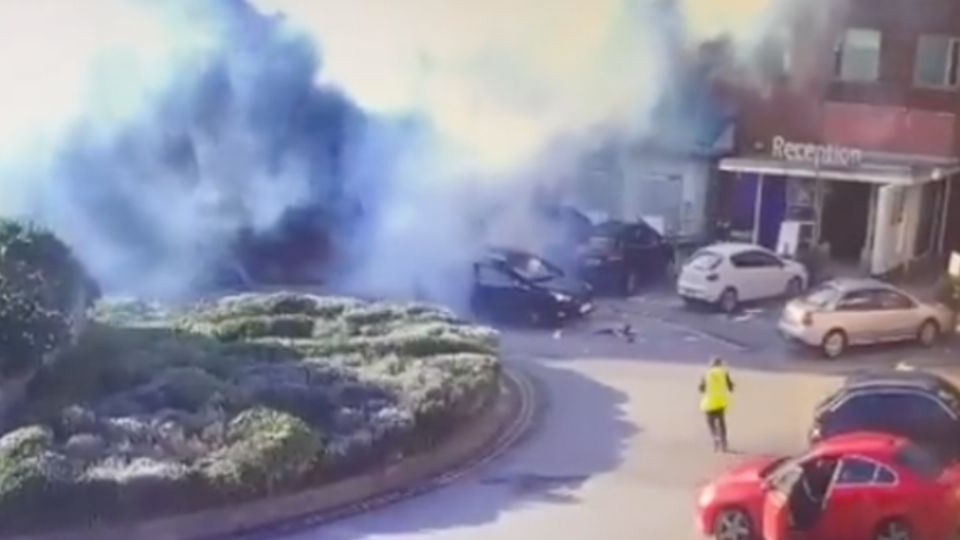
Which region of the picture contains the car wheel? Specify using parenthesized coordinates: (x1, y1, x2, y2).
(918, 319, 940, 347)
(784, 277, 802, 298)
(873, 518, 912, 540)
(719, 288, 738, 314)
(821, 329, 847, 359)
(712, 507, 754, 540)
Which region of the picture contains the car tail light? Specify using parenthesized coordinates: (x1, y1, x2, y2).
(802, 311, 813, 326)
(706, 274, 718, 282)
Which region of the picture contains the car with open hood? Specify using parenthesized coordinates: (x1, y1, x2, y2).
(576, 219, 675, 296)
(697, 432, 960, 540)
(470, 247, 593, 326)
(541, 205, 594, 258)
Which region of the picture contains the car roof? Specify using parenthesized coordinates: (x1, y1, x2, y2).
(844, 369, 957, 390)
(594, 218, 650, 232)
(813, 431, 906, 458)
(815, 370, 960, 415)
(818, 278, 900, 293)
(698, 242, 767, 256)
(484, 246, 537, 260)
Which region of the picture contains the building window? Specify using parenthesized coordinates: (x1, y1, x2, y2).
(835, 28, 881, 82)
(914, 34, 960, 88)
(758, 30, 792, 78)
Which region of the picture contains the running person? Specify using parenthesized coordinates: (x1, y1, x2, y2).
(699, 356, 735, 452)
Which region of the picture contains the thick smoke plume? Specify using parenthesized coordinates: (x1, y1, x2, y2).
(0, 0, 361, 298)
(0, 0, 815, 305)
(252, 0, 805, 305)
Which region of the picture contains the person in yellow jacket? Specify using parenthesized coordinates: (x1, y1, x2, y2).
(699, 356, 735, 452)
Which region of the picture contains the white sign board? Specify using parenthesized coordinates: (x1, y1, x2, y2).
(949, 252, 960, 278)
(771, 136, 863, 168)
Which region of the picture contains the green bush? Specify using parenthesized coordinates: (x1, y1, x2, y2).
(212, 315, 315, 342)
(0, 292, 502, 534)
(0, 220, 99, 377)
(0, 425, 53, 461)
(0, 449, 73, 532)
(201, 408, 321, 496)
(147, 366, 233, 411)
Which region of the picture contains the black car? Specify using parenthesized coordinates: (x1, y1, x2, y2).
(540, 205, 595, 272)
(809, 369, 960, 460)
(577, 219, 675, 295)
(470, 247, 594, 326)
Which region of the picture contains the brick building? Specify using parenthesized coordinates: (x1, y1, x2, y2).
(714, 0, 960, 276)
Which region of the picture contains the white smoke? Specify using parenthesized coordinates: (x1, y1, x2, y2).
(0, 0, 216, 164)
(253, 0, 670, 173)
(251, 0, 803, 306)
(0, 0, 338, 298)
(0, 0, 821, 304)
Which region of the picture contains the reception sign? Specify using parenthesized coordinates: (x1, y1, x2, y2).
(771, 136, 863, 168)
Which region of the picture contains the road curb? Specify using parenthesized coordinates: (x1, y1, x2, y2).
(13, 368, 537, 540)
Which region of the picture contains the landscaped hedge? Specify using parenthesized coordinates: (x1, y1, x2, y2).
(0, 292, 501, 535)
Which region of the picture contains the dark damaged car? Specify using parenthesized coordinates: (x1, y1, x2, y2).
(540, 205, 595, 271)
(470, 247, 594, 326)
(577, 219, 675, 295)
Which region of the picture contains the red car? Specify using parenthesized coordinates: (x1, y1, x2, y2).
(696, 432, 960, 540)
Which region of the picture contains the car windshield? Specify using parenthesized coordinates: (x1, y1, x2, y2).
(686, 250, 722, 271)
(803, 284, 841, 308)
(503, 253, 563, 282)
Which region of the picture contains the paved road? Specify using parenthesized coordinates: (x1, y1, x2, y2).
(274, 292, 960, 540)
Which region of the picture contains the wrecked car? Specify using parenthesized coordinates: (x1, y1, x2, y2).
(470, 247, 594, 326)
(540, 204, 595, 272)
(577, 219, 675, 295)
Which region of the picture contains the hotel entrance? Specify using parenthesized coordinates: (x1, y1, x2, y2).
(819, 181, 871, 263)
(718, 140, 959, 278)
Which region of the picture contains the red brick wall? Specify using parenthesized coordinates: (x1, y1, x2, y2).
(724, 0, 960, 157)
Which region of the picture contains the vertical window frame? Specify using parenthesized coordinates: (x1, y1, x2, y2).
(914, 34, 960, 89)
(835, 27, 882, 82)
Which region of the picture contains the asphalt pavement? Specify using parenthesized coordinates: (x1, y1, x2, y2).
(271, 288, 960, 540)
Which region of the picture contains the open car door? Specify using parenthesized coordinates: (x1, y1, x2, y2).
(762, 457, 838, 540)
(762, 463, 801, 540)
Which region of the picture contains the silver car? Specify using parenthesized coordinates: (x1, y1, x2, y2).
(779, 278, 955, 358)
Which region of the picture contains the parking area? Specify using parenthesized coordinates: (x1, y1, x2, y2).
(277, 282, 960, 540)
(508, 285, 960, 377)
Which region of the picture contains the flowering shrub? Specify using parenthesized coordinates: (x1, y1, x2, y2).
(0, 292, 500, 535)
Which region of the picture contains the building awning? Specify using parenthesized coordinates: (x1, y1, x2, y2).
(719, 155, 960, 185)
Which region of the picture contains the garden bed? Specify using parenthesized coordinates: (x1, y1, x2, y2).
(0, 292, 501, 536)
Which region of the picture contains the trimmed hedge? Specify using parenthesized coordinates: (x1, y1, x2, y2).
(0, 292, 500, 535)
(201, 408, 320, 496)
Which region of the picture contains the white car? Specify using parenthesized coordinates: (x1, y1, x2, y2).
(779, 278, 955, 358)
(676, 243, 808, 312)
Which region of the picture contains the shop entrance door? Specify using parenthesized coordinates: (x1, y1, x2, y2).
(820, 181, 871, 262)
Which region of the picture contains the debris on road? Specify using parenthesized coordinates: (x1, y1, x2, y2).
(594, 323, 637, 343)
